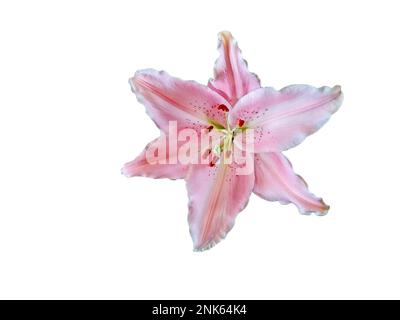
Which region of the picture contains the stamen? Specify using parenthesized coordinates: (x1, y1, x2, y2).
(202, 148, 212, 160)
(207, 125, 213, 131)
(209, 155, 219, 167)
(217, 104, 229, 112)
(238, 119, 245, 127)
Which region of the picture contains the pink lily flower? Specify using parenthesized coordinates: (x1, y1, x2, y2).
(123, 31, 343, 251)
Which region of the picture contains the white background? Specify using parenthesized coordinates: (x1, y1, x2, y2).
(1, 0, 399, 299)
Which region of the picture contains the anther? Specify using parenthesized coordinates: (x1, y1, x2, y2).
(238, 119, 245, 127)
(209, 155, 219, 167)
(217, 104, 229, 112)
(202, 149, 212, 159)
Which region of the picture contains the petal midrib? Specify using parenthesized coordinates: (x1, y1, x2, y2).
(249, 92, 340, 128)
(134, 77, 209, 123)
(200, 163, 229, 244)
(263, 153, 323, 210)
(221, 33, 237, 104)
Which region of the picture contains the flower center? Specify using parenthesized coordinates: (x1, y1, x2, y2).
(206, 114, 246, 167)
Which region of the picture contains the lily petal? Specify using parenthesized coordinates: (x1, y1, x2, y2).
(208, 31, 260, 105)
(122, 137, 187, 180)
(254, 152, 329, 215)
(229, 85, 343, 152)
(131, 69, 230, 133)
(186, 160, 254, 251)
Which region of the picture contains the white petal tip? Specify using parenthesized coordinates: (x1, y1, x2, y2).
(332, 85, 342, 96)
(218, 30, 232, 39)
